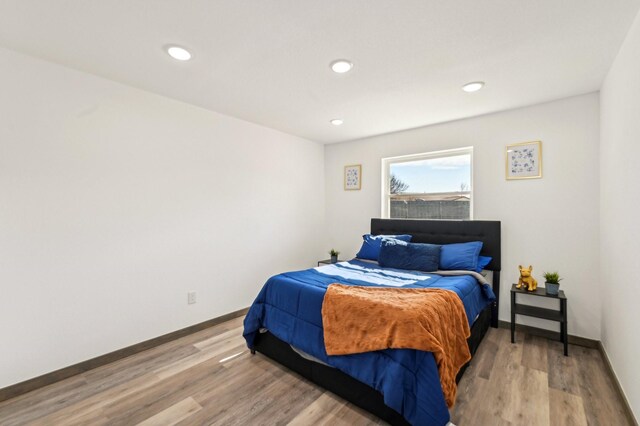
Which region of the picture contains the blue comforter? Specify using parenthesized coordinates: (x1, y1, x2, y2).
(243, 260, 495, 425)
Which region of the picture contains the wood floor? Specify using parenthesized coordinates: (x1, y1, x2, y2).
(0, 316, 631, 426)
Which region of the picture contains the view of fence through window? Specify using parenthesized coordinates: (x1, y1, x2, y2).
(385, 150, 472, 219)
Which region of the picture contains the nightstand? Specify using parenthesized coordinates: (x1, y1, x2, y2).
(510, 284, 568, 356)
(317, 259, 341, 266)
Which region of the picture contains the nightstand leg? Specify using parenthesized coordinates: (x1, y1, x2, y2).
(510, 293, 516, 343)
(561, 299, 568, 356)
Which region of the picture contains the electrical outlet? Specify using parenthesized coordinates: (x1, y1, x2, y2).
(188, 291, 197, 305)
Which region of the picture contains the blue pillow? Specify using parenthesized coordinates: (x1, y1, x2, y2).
(476, 256, 492, 272)
(378, 239, 441, 272)
(439, 241, 483, 271)
(355, 234, 412, 261)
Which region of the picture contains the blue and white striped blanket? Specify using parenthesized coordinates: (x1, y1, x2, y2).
(313, 261, 434, 286)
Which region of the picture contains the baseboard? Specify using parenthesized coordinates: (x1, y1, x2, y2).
(597, 342, 638, 426)
(0, 307, 249, 403)
(497, 320, 598, 349)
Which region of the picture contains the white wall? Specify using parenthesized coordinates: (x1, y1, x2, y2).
(0, 47, 325, 388)
(325, 93, 601, 339)
(600, 10, 640, 419)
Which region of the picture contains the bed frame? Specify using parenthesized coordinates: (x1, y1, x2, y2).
(253, 219, 501, 425)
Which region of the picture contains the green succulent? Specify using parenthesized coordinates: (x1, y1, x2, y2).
(543, 271, 563, 284)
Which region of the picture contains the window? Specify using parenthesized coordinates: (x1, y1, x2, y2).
(382, 147, 473, 220)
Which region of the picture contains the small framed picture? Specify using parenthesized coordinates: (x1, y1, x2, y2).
(506, 141, 542, 180)
(344, 164, 362, 190)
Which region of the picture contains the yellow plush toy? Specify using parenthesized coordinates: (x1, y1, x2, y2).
(517, 265, 538, 291)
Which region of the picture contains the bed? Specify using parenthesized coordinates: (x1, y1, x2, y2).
(243, 219, 501, 425)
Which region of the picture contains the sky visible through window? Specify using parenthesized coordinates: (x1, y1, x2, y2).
(390, 154, 471, 193)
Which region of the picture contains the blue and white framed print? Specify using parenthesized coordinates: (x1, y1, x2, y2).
(344, 164, 362, 190)
(506, 141, 542, 180)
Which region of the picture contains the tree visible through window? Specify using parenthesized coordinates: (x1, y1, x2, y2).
(382, 148, 472, 220)
(390, 174, 409, 194)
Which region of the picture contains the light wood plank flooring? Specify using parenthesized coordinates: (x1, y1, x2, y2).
(0, 316, 631, 425)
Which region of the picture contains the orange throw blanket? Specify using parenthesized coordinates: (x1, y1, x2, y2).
(321, 284, 471, 407)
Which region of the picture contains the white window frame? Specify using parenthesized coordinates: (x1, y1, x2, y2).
(381, 147, 474, 219)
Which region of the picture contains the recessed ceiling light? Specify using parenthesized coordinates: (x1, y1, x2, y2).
(166, 46, 192, 61)
(330, 119, 344, 126)
(330, 60, 353, 74)
(462, 81, 485, 92)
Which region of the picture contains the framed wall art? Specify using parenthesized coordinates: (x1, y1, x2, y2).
(344, 164, 362, 190)
(506, 141, 542, 180)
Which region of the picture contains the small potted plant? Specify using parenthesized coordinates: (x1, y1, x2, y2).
(329, 249, 340, 264)
(543, 271, 562, 295)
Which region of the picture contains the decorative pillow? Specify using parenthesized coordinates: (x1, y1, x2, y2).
(439, 241, 484, 271)
(355, 234, 412, 261)
(476, 256, 492, 272)
(378, 239, 441, 272)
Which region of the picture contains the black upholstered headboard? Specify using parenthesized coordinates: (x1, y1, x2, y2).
(371, 218, 501, 271)
(370, 218, 501, 327)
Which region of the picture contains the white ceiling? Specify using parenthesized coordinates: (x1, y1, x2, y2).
(1, 1, 638, 144)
